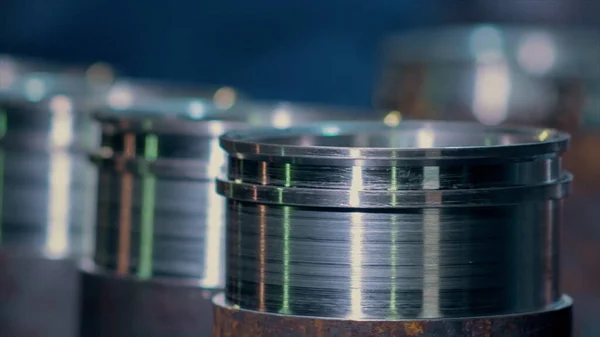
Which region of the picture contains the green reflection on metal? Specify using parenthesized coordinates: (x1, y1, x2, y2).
(145, 134, 159, 160)
(137, 134, 158, 279)
(485, 135, 493, 147)
(0, 108, 7, 139)
(279, 205, 291, 314)
(284, 163, 291, 187)
(138, 175, 156, 279)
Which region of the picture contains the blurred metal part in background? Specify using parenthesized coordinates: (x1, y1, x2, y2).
(376, 25, 600, 128)
(214, 121, 572, 336)
(0, 55, 108, 337)
(375, 25, 600, 336)
(80, 93, 385, 337)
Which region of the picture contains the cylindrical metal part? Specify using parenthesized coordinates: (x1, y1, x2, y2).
(215, 121, 572, 336)
(0, 57, 100, 337)
(81, 97, 384, 337)
(375, 26, 600, 335)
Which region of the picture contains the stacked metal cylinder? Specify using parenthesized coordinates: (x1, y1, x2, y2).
(213, 121, 573, 336)
(0, 56, 101, 337)
(80, 97, 382, 337)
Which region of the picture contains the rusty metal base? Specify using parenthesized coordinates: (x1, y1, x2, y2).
(79, 264, 217, 337)
(213, 293, 572, 337)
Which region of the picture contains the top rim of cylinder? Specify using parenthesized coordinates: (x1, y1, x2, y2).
(219, 120, 569, 163)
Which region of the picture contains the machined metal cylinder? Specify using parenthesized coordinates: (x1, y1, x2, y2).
(214, 121, 573, 336)
(80, 97, 383, 337)
(0, 57, 101, 337)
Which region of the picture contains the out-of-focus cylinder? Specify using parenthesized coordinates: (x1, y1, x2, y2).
(0, 56, 103, 337)
(214, 121, 572, 336)
(375, 26, 600, 129)
(80, 96, 384, 337)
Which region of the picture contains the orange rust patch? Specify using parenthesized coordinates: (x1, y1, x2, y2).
(402, 321, 425, 335)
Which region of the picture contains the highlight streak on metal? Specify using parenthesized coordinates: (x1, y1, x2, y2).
(279, 206, 291, 314)
(218, 121, 571, 320)
(349, 166, 362, 207)
(349, 212, 364, 319)
(117, 133, 135, 275)
(284, 163, 291, 187)
(422, 209, 441, 317)
(45, 151, 72, 257)
(202, 183, 225, 287)
(389, 166, 399, 318)
(138, 134, 158, 279)
(137, 175, 156, 279)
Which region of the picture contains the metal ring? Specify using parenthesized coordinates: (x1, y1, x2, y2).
(216, 173, 571, 208)
(220, 121, 569, 164)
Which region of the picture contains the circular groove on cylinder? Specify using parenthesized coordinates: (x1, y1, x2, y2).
(217, 120, 571, 319)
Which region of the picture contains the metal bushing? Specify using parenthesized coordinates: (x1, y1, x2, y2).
(0, 56, 100, 337)
(215, 120, 572, 336)
(81, 97, 385, 337)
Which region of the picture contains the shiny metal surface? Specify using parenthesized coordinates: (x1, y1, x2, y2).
(92, 100, 384, 288)
(0, 57, 100, 257)
(217, 121, 571, 319)
(376, 25, 598, 334)
(0, 57, 100, 337)
(375, 26, 600, 128)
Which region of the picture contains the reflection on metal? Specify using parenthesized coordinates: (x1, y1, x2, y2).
(473, 61, 511, 125)
(49, 95, 75, 149)
(45, 151, 73, 258)
(85, 97, 385, 337)
(86, 102, 384, 331)
(217, 120, 571, 320)
(138, 174, 156, 279)
(138, 133, 158, 279)
(0, 55, 98, 337)
(349, 212, 364, 319)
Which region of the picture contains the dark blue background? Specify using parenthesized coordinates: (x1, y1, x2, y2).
(0, 0, 596, 106)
